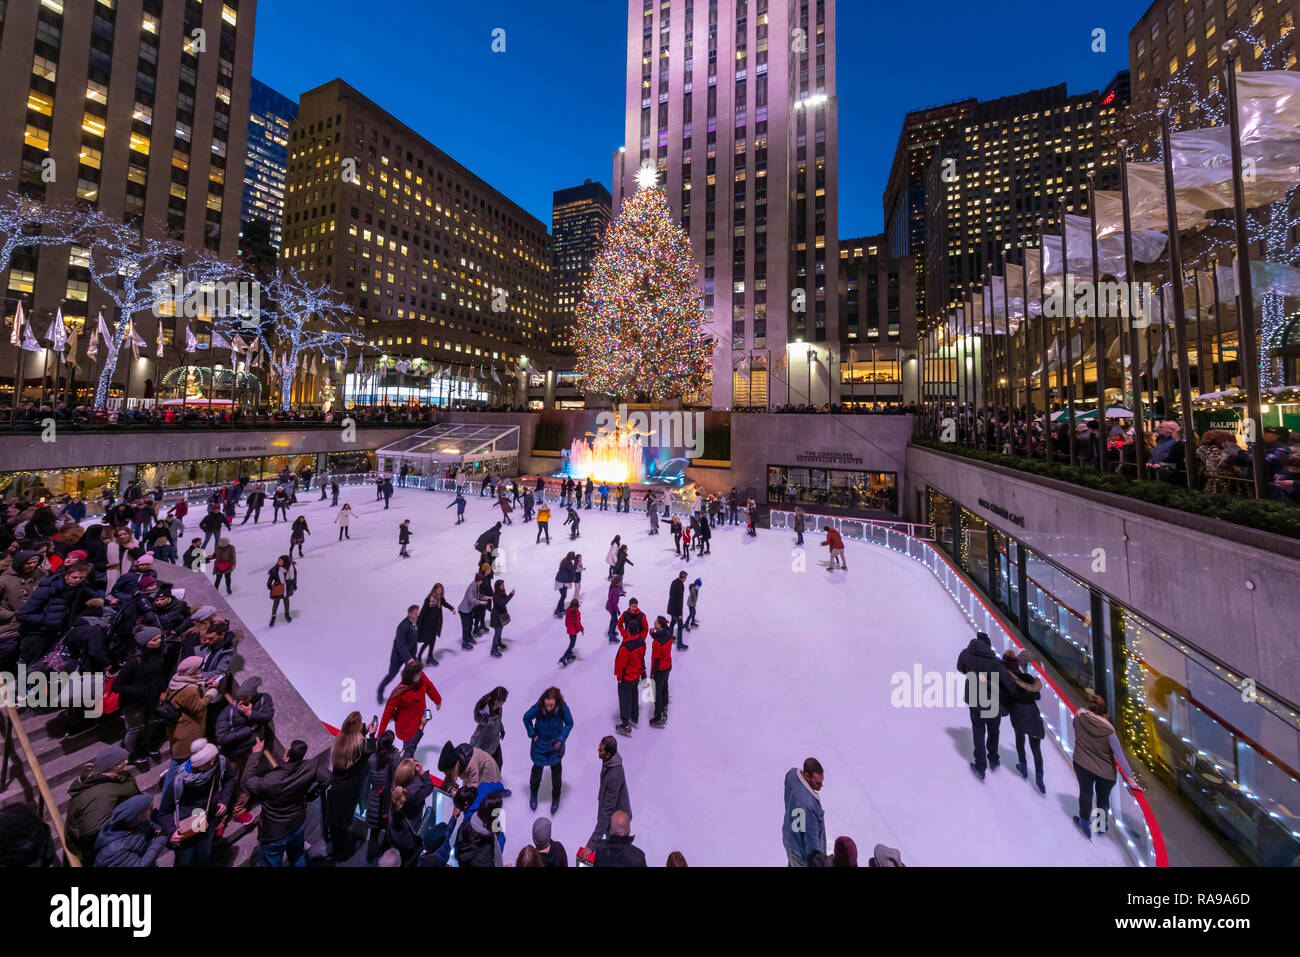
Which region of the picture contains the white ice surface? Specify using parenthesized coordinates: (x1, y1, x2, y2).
(217, 483, 1132, 867)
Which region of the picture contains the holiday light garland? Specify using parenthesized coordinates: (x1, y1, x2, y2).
(573, 183, 713, 402)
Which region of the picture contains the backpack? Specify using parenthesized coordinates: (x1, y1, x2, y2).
(155, 687, 183, 724)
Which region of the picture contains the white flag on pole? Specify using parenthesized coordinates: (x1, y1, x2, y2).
(491, 364, 500, 385)
(211, 330, 232, 350)
(8, 302, 23, 347)
(185, 323, 198, 354)
(99, 312, 118, 361)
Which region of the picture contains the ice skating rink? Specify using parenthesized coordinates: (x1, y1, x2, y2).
(220, 482, 1133, 867)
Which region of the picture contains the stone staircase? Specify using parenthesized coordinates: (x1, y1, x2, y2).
(0, 562, 334, 867)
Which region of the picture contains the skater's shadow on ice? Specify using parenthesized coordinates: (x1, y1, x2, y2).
(942, 725, 1013, 773)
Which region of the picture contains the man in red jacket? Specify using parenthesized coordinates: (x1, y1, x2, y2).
(821, 527, 847, 571)
(613, 599, 648, 736)
(649, 616, 673, 729)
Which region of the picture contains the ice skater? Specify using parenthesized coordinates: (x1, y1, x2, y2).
(649, 616, 672, 728)
(584, 477, 594, 509)
(612, 544, 633, 593)
(1001, 649, 1046, 794)
(458, 573, 490, 650)
(447, 490, 467, 524)
(647, 494, 660, 535)
(398, 519, 412, 558)
(793, 507, 806, 546)
(560, 599, 583, 667)
(821, 526, 846, 570)
(535, 503, 551, 544)
(272, 486, 290, 523)
(613, 599, 648, 736)
(523, 688, 573, 814)
(522, 488, 534, 522)
(746, 499, 758, 537)
(598, 482, 610, 510)
(667, 570, 689, 651)
(564, 504, 581, 540)
(381, 475, 394, 509)
(289, 514, 311, 557)
(605, 575, 622, 643)
(489, 579, 515, 658)
(606, 536, 621, 580)
(572, 553, 584, 601)
(553, 552, 577, 617)
(267, 554, 297, 627)
(335, 503, 353, 540)
(416, 583, 455, 665)
(377, 605, 420, 703)
(497, 490, 514, 525)
(686, 577, 701, 631)
(330, 481, 340, 506)
(680, 525, 692, 563)
(670, 514, 682, 555)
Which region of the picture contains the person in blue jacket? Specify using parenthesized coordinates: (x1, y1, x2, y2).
(522, 686, 573, 815)
(781, 758, 826, 867)
(446, 491, 467, 524)
(92, 794, 168, 867)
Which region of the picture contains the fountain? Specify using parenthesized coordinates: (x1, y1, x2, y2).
(563, 417, 647, 484)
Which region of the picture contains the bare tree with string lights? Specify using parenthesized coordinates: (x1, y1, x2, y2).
(0, 176, 86, 279)
(1124, 26, 1300, 387)
(221, 266, 359, 412)
(84, 211, 242, 409)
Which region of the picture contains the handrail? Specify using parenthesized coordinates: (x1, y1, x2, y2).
(0, 704, 81, 867)
(825, 521, 1167, 867)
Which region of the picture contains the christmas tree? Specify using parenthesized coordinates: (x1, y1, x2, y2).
(574, 169, 713, 402)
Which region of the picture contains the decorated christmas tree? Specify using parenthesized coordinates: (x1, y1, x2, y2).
(574, 167, 713, 402)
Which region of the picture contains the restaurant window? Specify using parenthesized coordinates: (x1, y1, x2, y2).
(1022, 549, 1094, 692)
(927, 488, 955, 559)
(768, 466, 898, 513)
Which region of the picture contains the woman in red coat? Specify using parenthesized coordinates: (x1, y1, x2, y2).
(380, 659, 443, 757)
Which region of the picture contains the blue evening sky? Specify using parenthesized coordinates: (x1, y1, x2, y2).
(252, 0, 1144, 237)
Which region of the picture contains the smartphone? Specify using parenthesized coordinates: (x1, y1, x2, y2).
(423, 709, 433, 721)
(370, 715, 378, 726)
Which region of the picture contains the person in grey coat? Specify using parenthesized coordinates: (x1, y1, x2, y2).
(781, 757, 826, 867)
(590, 735, 631, 845)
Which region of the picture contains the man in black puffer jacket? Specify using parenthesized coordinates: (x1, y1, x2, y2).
(956, 631, 1011, 781)
(244, 738, 330, 867)
(16, 561, 102, 664)
(215, 678, 276, 826)
(114, 627, 169, 767)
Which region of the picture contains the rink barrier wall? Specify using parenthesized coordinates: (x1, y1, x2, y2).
(769, 508, 1169, 869)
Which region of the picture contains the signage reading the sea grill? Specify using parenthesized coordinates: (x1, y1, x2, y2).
(794, 450, 864, 466)
(216, 445, 270, 454)
(978, 497, 1025, 528)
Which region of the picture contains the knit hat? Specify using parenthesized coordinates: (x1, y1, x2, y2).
(133, 553, 153, 567)
(188, 738, 219, 769)
(65, 550, 88, 564)
(436, 740, 459, 773)
(133, 626, 162, 647)
(13, 549, 39, 570)
(92, 745, 129, 774)
(531, 816, 552, 847)
(871, 843, 904, 867)
(693, 578, 702, 588)
(832, 835, 859, 866)
(137, 574, 158, 591)
(422, 821, 449, 853)
(233, 677, 262, 699)
(192, 605, 216, 622)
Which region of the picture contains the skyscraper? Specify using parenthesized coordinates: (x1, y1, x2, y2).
(881, 100, 975, 326)
(0, 0, 256, 396)
(838, 235, 918, 407)
(240, 78, 297, 268)
(922, 78, 1126, 319)
(281, 79, 551, 404)
(615, 0, 840, 409)
(551, 179, 612, 354)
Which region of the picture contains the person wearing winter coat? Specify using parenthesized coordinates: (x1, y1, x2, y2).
(267, 554, 297, 627)
(497, 493, 514, 525)
(114, 628, 168, 766)
(162, 658, 218, 791)
(446, 492, 467, 524)
(208, 538, 236, 594)
(470, 686, 509, 771)
(66, 746, 141, 864)
(92, 794, 168, 868)
(16, 561, 102, 665)
(245, 738, 331, 867)
(532, 817, 568, 867)
(388, 756, 437, 866)
(679, 525, 692, 564)
(647, 497, 660, 535)
(362, 730, 399, 864)
(523, 687, 573, 815)
(455, 790, 505, 868)
(605, 536, 621, 580)
(604, 576, 623, 643)
(521, 488, 534, 523)
(457, 573, 490, 650)
(614, 600, 648, 735)
(686, 578, 701, 630)
(398, 519, 413, 558)
(182, 538, 205, 573)
(271, 487, 291, 524)
(289, 515, 311, 557)
(157, 739, 233, 867)
(378, 606, 421, 704)
(381, 476, 394, 509)
(590, 735, 632, 845)
(199, 508, 226, 551)
(553, 552, 577, 617)
(650, 617, 673, 728)
(334, 503, 353, 540)
(563, 504, 581, 540)
(697, 515, 712, 555)
(956, 631, 1010, 780)
(474, 522, 502, 559)
(560, 599, 583, 666)
(598, 483, 610, 510)
(215, 678, 276, 826)
(380, 659, 443, 755)
(488, 579, 515, 658)
(0, 549, 43, 671)
(781, 758, 826, 867)
(667, 570, 688, 651)
(612, 544, 633, 582)
(793, 507, 807, 546)
(416, 583, 455, 665)
(437, 739, 504, 792)
(590, 810, 647, 867)
(535, 503, 551, 543)
(1071, 693, 1141, 839)
(670, 514, 683, 555)
(1000, 649, 1046, 793)
(821, 527, 846, 570)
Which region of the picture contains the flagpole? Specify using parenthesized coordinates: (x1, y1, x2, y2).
(9, 297, 25, 423)
(1036, 219, 1050, 461)
(1057, 197, 1079, 467)
(1209, 252, 1226, 391)
(1016, 248, 1032, 455)
(1157, 101, 1197, 490)
(1157, 280, 1174, 420)
(1192, 262, 1206, 398)
(1117, 139, 1148, 477)
(1221, 40, 1268, 499)
(1000, 254, 1016, 454)
(957, 296, 968, 445)
(1087, 173, 1109, 474)
(983, 268, 995, 451)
